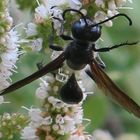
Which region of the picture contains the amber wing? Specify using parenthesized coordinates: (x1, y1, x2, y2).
(89, 60, 140, 118)
(0, 53, 65, 95)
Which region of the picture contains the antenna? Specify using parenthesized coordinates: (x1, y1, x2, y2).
(89, 13, 132, 28)
(62, 8, 88, 26)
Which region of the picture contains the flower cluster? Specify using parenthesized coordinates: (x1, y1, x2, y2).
(21, 73, 91, 140)
(24, 0, 84, 52)
(24, 0, 133, 53)
(0, 113, 28, 139)
(0, 0, 22, 106)
(0, 0, 21, 91)
(94, 0, 133, 26)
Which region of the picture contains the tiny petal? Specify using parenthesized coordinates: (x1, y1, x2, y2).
(68, 0, 82, 10)
(28, 108, 42, 122)
(42, 116, 52, 125)
(31, 38, 43, 52)
(95, 0, 105, 8)
(35, 5, 48, 19)
(36, 87, 48, 99)
(26, 23, 38, 37)
(21, 126, 39, 140)
(108, 0, 117, 11)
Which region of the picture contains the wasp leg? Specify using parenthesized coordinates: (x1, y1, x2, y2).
(49, 34, 73, 51)
(50, 16, 73, 51)
(60, 34, 73, 41)
(49, 33, 64, 51)
(85, 68, 95, 81)
(36, 60, 45, 70)
(92, 41, 138, 52)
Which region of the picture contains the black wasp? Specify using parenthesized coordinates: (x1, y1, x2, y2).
(1, 8, 140, 118)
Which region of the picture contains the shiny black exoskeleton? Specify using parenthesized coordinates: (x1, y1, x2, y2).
(51, 9, 133, 71)
(1, 9, 140, 119)
(49, 9, 135, 104)
(64, 19, 101, 70)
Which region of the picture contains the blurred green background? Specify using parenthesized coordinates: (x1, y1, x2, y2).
(1, 0, 140, 138)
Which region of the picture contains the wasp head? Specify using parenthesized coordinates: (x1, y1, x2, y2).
(71, 18, 101, 42)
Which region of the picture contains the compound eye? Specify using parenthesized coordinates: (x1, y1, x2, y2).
(71, 20, 86, 40)
(87, 26, 101, 42)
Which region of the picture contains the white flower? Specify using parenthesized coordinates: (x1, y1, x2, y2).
(21, 126, 39, 140)
(60, 116, 76, 133)
(43, 75, 55, 83)
(49, 7, 63, 34)
(28, 108, 43, 123)
(35, 4, 48, 19)
(0, 28, 20, 91)
(1, 50, 18, 68)
(94, 0, 131, 27)
(95, 0, 105, 8)
(6, 29, 20, 49)
(41, 116, 52, 125)
(108, 0, 117, 11)
(48, 96, 56, 104)
(44, 0, 67, 9)
(49, 5, 63, 19)
(48, 96, 65, 109)
(55, 115, 76, 134)
(107, 9, 119, 18)
(26, 23, 38, 37)
(30, 38, 43, 52)
(94, 11, 113, 27)
(35, 86, 48, 99)
(56, 114, 65, 124)
(54, 100, 65, 109)
(68, 0, 82, 10)
(72, 106, 83, 124)
(0, 76, 10, 90)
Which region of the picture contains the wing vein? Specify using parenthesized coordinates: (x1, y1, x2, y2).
(89, 60, 140, 118)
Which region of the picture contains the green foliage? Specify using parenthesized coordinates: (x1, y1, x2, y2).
(37, 21, 52, 49)
(16, 0, 42, 11)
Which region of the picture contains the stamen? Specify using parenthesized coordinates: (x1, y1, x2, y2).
(35, 0, 40, 6)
